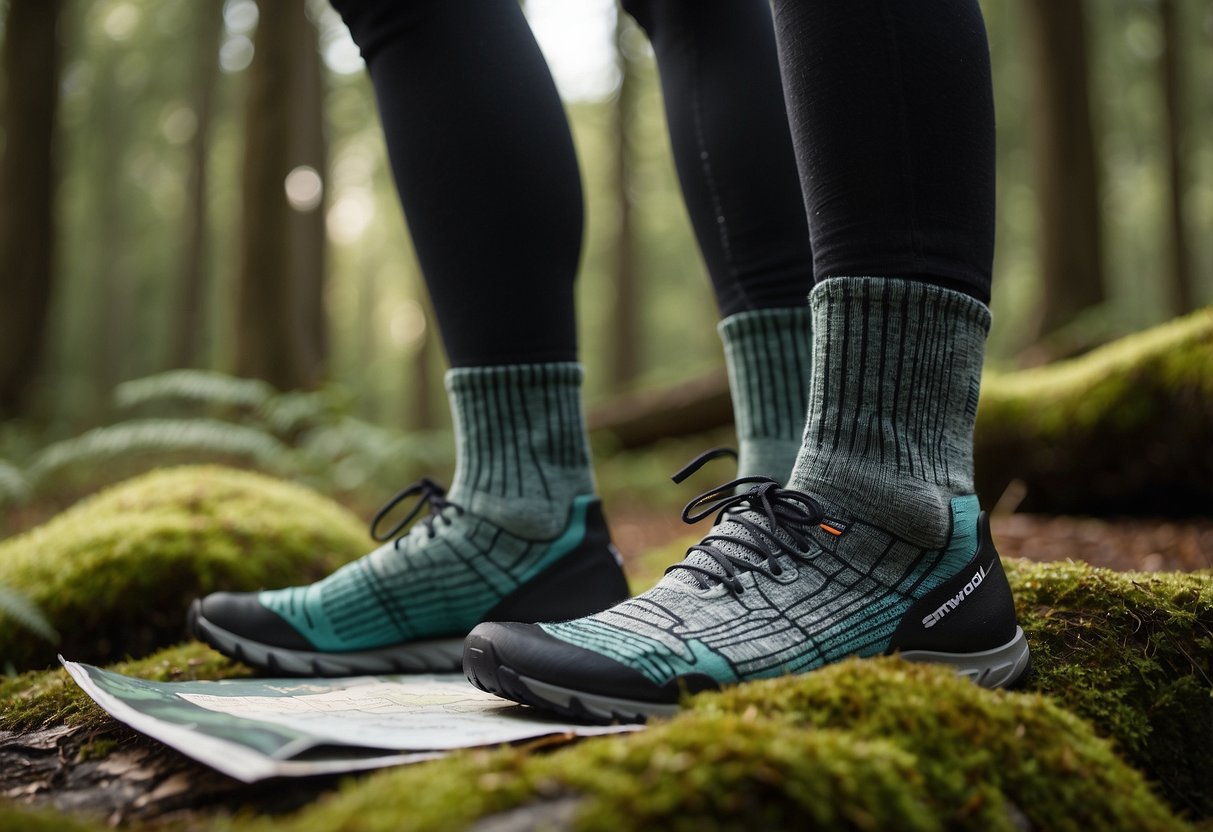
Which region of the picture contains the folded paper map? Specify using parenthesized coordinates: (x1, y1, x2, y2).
(62, 658, 637, 782)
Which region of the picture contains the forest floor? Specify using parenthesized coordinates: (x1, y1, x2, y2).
(610, 505, 1213, 574)
(1, 504, 1210, 828)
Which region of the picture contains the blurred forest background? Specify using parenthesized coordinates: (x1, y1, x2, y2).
(0, 0, 1211, 521)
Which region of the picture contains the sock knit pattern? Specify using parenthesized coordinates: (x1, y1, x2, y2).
(789, 277, 991, 549)
(446, 362, 595, 539)
(718, 306, 813, 484)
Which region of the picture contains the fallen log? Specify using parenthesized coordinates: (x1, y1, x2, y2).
(587, 367, 733, 449)
(974, 308, 1213, 516)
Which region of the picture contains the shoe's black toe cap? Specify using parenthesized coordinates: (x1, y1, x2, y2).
(192, 591, 315, 651)
(463, 621, 718, 706)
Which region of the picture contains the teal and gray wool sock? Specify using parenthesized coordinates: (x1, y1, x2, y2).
(788, 276, 991, 548)
(446, 362, 596, 539)
(719, 306, 814, 484)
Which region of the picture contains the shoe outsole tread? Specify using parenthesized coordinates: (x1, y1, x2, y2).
(189, 600, 465, 676)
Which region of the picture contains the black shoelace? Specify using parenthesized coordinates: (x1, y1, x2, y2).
(666, 448, 825, 595)
(370, 477, 465, 546)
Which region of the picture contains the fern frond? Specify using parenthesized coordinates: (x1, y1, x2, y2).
(259, 388, 346, 436)
(25, 419, 295, 485)
(115, 370, 275, 412)
(295, 418, 453, 491)
(0, 459, 30, 505)
(0, 582, 58, 643)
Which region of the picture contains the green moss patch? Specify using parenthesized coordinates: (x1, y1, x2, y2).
(0, 805, 103, 832)
(0, 641, 247, 732)
(1008, 558, 1213, 817)
(0, 466, 369, 671)
(692, 660, 1183, 831)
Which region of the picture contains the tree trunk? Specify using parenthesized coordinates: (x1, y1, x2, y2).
(588, 367, 733, 449)
(410, 315, 436, 431)
(607, 12, 641, 390)
(170, 2, 225, 370)
(0, 0, 63, 419)
(1158, 0, 1195, 315)
(1021, 0, 1105, 336)
(233, 0, 327, 390)
(287, 6, 328, 387)
(92, 67, 132, 402)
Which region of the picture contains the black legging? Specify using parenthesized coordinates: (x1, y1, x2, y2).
(329, 0, 994, 367)
(771, 0, 995, 303)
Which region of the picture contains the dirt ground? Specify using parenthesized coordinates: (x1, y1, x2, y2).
(610, 507, 1213, 574)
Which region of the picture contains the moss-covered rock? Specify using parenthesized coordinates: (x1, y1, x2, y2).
(0, 466, 369, 670)
(1008, 558, 1213, 817)
(975, 307, 1213, 515)
(220, 661, 1180, 832)
(692, 660, 1183, 831)
(551, 715, 938, 831)
(232, 717, 937, 832)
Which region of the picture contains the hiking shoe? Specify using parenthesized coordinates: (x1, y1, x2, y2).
(464, 467, 1030, 723)
(189, 478, 630, 676)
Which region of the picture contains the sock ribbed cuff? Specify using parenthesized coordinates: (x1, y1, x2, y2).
(446, 363, 594, 537)
(789, 277, 990, 546)
(718, 306, 813, 482)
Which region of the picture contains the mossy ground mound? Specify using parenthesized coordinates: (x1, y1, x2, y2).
(0, 805, 100, 832)
(0, 466, 369, 671)
(1009, 558, 1213, 817)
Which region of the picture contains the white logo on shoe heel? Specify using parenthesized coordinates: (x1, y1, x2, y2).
(921, 560, 994, 629)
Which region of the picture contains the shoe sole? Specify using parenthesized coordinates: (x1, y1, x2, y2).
(189, 600, 465, 676)
(463, 635, 676, 725)
(464, 625, 1032, 725)
(898, 625, 1032, 688)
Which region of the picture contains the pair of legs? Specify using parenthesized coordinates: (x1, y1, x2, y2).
(192, 0, 1030, 711)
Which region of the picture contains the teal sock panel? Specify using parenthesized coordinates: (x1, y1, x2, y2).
(718, 306, 813, 484)
(446, 363, 596, 539)
(788, 277, 991, 548)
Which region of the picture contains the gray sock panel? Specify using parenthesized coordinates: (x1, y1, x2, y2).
(788, 277, 991, 548)
(718, 307, 813, 484)
(446, 363, 595, 539)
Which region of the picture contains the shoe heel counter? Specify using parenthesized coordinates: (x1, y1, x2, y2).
(889, 512, 1019, 654)
(481, 499, 631, 625)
